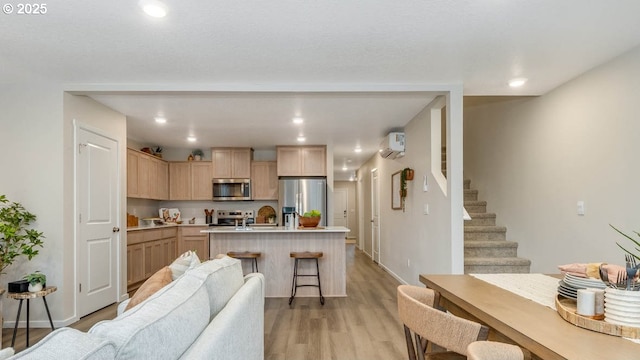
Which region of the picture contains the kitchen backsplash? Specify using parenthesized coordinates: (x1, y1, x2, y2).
(127, 199, 278, 223)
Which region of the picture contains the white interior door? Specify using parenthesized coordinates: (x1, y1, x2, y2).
(371, 169, 380, 263)
(77, 126, 119, 317)
(333, 188, 348, 227)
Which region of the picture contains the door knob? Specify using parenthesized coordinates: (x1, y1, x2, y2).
(113, 227, 120, 233)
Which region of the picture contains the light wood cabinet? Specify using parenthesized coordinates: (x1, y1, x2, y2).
(126, 227, 177, 292)
(251, 161, 278, 200)
(127, 243, 144, 287)
(169, 162, 191, 200)
(212, 148, 252, 178)
(127, 150, 140, 197)
(276, 146, 327, 176)
(127, 148, 169, 200)
(157, 161, 169, 200)
(178, 226, 209, 260)
(191, 162, 213, 200)
(169, 161, 212, 200)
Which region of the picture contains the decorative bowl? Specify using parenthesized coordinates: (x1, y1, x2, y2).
(298, 216, 321, 228)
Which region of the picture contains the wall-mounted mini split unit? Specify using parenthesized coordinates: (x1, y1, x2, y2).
(379, 132, 405, 159)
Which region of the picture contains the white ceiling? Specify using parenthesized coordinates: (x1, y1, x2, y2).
(3, 1, 640, 179)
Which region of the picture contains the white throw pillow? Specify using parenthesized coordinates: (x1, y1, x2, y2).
(169, 250, 201, 280)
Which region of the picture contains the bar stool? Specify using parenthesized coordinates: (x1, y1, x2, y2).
(227, 251, 261, 273)
(289, 251, 324, 305)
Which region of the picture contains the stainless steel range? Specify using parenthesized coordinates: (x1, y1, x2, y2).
(212, 210, 255, 226)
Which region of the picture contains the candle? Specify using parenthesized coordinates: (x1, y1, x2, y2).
(577, 289, 596, 316)
(588, 288, 605, 315)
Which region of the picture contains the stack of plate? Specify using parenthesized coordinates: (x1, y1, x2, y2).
(604, 288, 640, 327)
(557, 273, 606, 300)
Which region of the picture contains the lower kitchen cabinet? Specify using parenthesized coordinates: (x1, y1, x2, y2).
(178, 226, 209, 260)
(127, 227, 177, 293)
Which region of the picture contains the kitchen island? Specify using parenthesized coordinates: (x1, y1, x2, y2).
(202, 226, 349, 298)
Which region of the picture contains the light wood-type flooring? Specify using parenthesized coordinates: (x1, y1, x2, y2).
(264, 245, 406, 360)
(3, 245, 407, 359)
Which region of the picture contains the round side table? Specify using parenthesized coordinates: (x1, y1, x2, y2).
(7, 286, 56, 348)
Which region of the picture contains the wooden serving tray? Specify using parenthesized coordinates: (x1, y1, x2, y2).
(555, 295, 640, 338)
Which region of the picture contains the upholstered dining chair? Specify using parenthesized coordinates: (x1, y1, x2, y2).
(396, 285, 489, 360)
(467, 341, 526, 360)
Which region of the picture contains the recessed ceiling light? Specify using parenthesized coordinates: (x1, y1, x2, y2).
(140, 0, 167, 18)
(154, 117, 167, 124)
(509, 78, 527, 88)
(187, 136, 197, 142)
(342, 166, 348, 171)
(297, 136, 306, 142)
(354, 147, 362, 153)
(292, 117, 304, 124)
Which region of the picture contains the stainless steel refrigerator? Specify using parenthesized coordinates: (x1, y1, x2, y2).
(279, 178, 327, 226)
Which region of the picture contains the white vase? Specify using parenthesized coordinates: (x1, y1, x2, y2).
(194, 155, 202, 161)
(28, 283, 43, 292)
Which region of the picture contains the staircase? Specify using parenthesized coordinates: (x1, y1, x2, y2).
(441, 147, 530, 273)
(463, 179, 531, 273)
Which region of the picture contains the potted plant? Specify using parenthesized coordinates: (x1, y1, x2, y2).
(24, 271, 46, 292)
(192, 149, 204, 161)
(399, 168, 414, 209)
(0, 195, 45, 275)
(153, 146, 163, 158)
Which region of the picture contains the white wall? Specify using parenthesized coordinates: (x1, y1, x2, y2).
(464, 46, 640, 273)
(356, 91, 464, 285)
(0, 83, 67, 327)
(0, 89, 127, 328)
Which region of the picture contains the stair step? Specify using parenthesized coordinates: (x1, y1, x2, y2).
(464, 179, 471, 190)
(464, 189, 478, 201)
(464, 201, 486, 213)
(464, 257, 532, 274)
(465, 213, 496, 226)
(464, 226, 506, 241)
(465, 241, 518, 257)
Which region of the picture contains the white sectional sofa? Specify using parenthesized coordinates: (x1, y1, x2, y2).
(6, 256, 265, 360)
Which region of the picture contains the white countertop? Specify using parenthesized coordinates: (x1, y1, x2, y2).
(202, 226, 350, 233)
(127, 223, 209, 231)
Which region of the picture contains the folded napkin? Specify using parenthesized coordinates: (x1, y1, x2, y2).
(558, 262, 627, 281)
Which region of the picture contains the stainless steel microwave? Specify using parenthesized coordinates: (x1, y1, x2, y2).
(212, 179, 251, 201)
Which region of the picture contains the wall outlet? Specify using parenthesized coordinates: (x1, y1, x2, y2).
(423, 204, 429, 215)
(407, 259, 410, 267)
(577, 201, 585, 216)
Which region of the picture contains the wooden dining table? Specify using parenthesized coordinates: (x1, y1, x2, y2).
(419, 274, 640, 360)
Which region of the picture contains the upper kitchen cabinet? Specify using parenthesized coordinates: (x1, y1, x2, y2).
(251, 161, 278, 200)
(276, 146, 327, 176)
(212, 148, 253, 179)
(169, 161, 212, 200)
(127, 148, 168, 200)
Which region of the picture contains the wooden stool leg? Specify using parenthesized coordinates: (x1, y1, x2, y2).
(11, 299, 23, 347)
(43, 296, 55, 330)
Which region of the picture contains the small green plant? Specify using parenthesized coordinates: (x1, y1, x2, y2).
(192, 149, 204, 157)
(24, 271, 46, 285)
(0, 195, 45, 274)
(610, 224, 640, 260)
